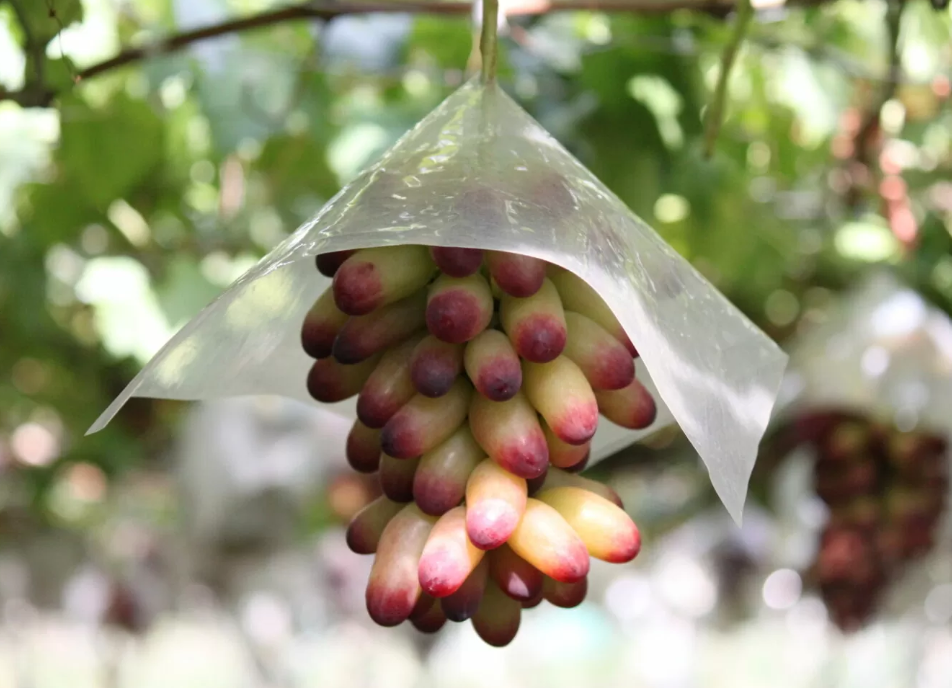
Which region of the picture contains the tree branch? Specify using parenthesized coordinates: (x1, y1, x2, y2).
(0, 0, 838, 107)
(8, 0, 45, 87)
(855, 0, 905, 161)
(702, 0, 755, 158)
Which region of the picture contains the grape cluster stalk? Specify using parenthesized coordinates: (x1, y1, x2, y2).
(302, 244, 655, 646)
(784, 410, 949, 631)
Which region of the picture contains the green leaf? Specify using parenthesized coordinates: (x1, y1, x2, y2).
(407, 16, 473, 69)
(20, 180, 101, 244)
(11, 0, 83, 46)
(58, 94, 165, 208)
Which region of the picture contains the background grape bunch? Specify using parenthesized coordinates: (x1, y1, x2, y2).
(301, 244, 655, 646)
(778, 410, 949, 631)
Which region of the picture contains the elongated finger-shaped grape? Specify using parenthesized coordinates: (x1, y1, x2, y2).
(533, 467, 623, 508)
(543, 576, 587, 608)
(543, 423, 590, 470)
(469, 391, 548, 478)
(316, 250, 356, 277)
(346, 420, 382, 473)
(523, 357, 598, 445)
(500, 278, 566, 363)
(379, 454, 421, 502)
(301, 288, 349, 359)
(332, 292, 426, 364)
(486, 251, 546, 298)
(425, 273, 493, 344)
(472, 580, 521, 647)
(522, 588, 544, 609)
(410, 595, 447, 634)
(333, 245, 435, 315)
(366, 504, 437, 626)
(465, 459, 528, 550)
(441, 557, 488, 622)
(419, 506, 486, 598)
(409, 335, 464, 398)
(306, 355, 380, 403)
(508, 499, 590, 583)
(563, 312, 635, 390)
(549, 269, 636, 356)
(346, 496, 405, 554)
(537, 487, 640, 563)
(413, 427, 484, 516)
(564, 453, 589, 473)
(464, 329, 522, 401)
(595, 377, 657, 430)
(356, 335, 423, 428)
(381, 378, 472, 459)
(489, 545, 543, 602)
(430, 247, 483, 277)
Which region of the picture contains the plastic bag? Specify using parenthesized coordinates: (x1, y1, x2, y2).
(769, 272, 952, 623)
(777, 271, 952, 434)
(88, 78, 787, 522)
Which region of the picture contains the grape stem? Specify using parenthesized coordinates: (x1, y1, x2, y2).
(480, 0, 501, 84)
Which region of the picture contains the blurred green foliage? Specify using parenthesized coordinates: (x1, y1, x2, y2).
(0, 0, 951, 526)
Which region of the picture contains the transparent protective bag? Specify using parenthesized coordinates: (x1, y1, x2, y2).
(777, 271, 952, 434)
(88, 79, 787, 521)
(771, 272, 952, 618)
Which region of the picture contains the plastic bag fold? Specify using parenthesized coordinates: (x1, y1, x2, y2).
(88, 79, 787, 522)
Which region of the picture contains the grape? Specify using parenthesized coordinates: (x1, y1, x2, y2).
(486, 251, 547, 298)
(418, 506, 486, 598)
(594, 376, 657, 430)
(333, 245, 435, 315)
(306, 355, 381, 403)
(542, 422, 591, 470)
(409, 335, 464, 398)
(469, 391, 549, 479)
(472, 580, 522, 647)
(464, 459, 528, 551)
(523, 356, 599, 445)
(488, 545, 543, 602)
(441, 557, 489, 622)
(542, 576, 588, 609)
(499, 278, 567, 363)
(426, 272, 494, 344)
(315, 250, 356, 277)
(464, 329, 523, 402)
(365, 504, 436, 626)
(332, 292, 426, 364)
(380, 378, 471, 459)
(562, 311, 635, 390)
(536, 486, 641, 563)
(507, 499, 590, 584)
(412, 427, 483, 517)
(549, 268, 636, 356)
(429, 247, 484, 278)
(345, 420, 383, 473)
(346, 496, 405, 555)
(300, 288, 348, 359)
(356, 335, 422, 428)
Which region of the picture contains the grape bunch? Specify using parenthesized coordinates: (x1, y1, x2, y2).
(302, 245, 654, 646)
(784, 410, 949, 631)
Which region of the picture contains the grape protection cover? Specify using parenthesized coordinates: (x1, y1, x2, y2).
(87, 78, 787, 522)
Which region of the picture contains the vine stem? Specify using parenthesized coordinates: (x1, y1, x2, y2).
(702, 0, 754, 158)
(480, 0, 500, 84)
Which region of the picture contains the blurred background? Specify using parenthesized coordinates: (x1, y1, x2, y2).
(1, 0, 952, 686)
